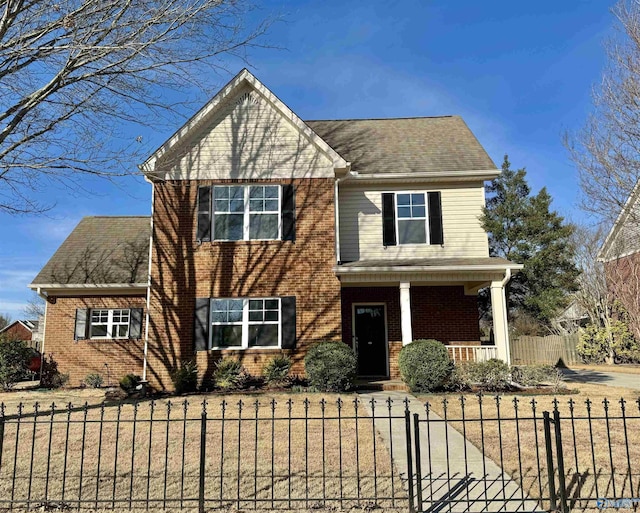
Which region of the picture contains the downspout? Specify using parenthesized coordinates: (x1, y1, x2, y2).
(36, 287, 48, 383)
(501, 268, 511, 287)
(141, 177, 155, 383)
(334, 164, 352, 264)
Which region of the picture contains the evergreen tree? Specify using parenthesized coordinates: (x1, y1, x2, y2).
(481, 156, 580, 327)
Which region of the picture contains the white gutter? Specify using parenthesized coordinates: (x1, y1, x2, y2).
(334, 165, 353, 264)
(142, 185, 155, 383)
(28, 283, 148, 290)
(344, 169, 500, 182)
(334, 263, 524, 274)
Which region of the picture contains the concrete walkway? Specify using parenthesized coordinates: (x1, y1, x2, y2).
(561, 368, 640, 390)
(360, 391, 542, 512)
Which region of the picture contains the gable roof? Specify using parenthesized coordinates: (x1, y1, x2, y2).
(306, 116, 497, 178)
(0, 320, 38, 334)
(140, 68, 349, 177)
(30, 216, 150, 288)
(598, 181, 640, 261)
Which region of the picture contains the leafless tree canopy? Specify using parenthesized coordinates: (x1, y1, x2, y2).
(566, 1, 640, 224)
(0, 0, 271, 213)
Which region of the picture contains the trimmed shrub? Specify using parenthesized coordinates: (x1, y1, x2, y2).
(398, 339, 453, 392)
(263, 355, 292, 385)
(577, 321, 640, 364)
(40, 355, 68, 389)
(171, 360, 198, 394)
(0, 338, 32, 390)
(469, 359, 511, 391)
(304, 341, 357, 392)
(444, 362, 474, 391)
(511, 365, 556, 387)
(84, 373, 104, 388)
(214, 358, 243, 390)
(119, 374, 142, 393)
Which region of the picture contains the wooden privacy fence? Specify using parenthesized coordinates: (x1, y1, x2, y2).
(510, 334, 580, 366)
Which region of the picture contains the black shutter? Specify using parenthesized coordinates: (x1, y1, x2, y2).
(197, 186, 212, 242)
(382, 193, 397, 246)
(129, 308, 144, 340)
(281, 296, 296, 349)
(74, 309, 88, 340)
(428, 191, 444, 245)
(194, 298, 210, 351)
(282, 184, 296, 241)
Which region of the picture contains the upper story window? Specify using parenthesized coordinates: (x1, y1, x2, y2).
(382, 191, 443, 247)
(197, 184, 295, 242)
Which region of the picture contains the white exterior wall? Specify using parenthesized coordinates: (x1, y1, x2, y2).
(159, 85, 334, 180)
(339, 182, 489, 261)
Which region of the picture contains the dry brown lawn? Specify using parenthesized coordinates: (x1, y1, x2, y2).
(569, 363, 640, 375)
(420, 383, 640, 511)
(0, 390, 407, 511)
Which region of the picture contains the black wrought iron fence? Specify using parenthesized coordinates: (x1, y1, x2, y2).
(0, 397, 409, 511)
(0, 394, 638, 512)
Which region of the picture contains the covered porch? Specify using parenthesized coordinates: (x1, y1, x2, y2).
(335, 258, 523, 378)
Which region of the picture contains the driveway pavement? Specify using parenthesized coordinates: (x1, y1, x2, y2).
(561, 368, 640, 390)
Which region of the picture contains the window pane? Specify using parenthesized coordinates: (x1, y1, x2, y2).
(264, 199, 279, 211)
(249, 199, 264, 212)
(249, 214, 278, 239)
(229, 199, 244, 213)
(412, 193, 425, 205)
(264, 186, 279, 199)
(117, 325, 129, 338)
(229, 186, 244, 199)
(90, 325, 108, 338)
(249, 310, 263, 322)
(398, 219, 426, 244)
(412, 205, 426, 217)
(214, 187, 229, 199)
(248, 324, 278, 347)
(265, 311, 279, 321)
(92, 310, 108, 323)
(265, 299, 279, 310)
(249, 186, 264, 199)
(211, 325, 243, 347)
(249, 300, 263, 310)
(215, 214, 243, 240)
(397, 194, 411, 206)
(211, 311, 226, 323)
(214, 199, 229, 212)
(397, 206, 411, 218)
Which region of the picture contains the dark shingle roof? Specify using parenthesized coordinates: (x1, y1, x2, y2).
(306, 116, 496, 175)
(31, 217, 150, 286)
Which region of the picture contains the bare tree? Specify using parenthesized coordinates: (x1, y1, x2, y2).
(0, 312, 10, 330)
(23, 291, 45, 319)
(566, 1, 640, 224)
(0, 0, 272, 213)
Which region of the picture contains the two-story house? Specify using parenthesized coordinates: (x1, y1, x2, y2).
(29, 69, 522, 389)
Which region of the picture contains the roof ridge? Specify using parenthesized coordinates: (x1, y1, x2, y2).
(82, 215, 150, 219)
(305, 115, 459, 122)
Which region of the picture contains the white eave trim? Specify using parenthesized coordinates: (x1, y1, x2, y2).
(598, 180, 640, 261)
(334, 263, 524, 274)
(29, 283, 148, 290)
(139, 68, 348, 176)
(342, 169, 500, 184)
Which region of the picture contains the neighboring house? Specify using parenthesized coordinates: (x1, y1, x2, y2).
(0, 319, 43, 350)
(30, 69, 523, 390)
(598, 183, 640, 335)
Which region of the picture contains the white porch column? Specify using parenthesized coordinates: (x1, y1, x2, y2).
(400, 282, 413, 345)
(490, 280, 511, 365)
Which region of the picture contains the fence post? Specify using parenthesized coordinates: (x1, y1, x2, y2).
(553, 410, 570, 513)
(199, 403, 207, 513)
(0, 407, 4, 472)
(413, 413, 423, 512)
(543, 412, 557, 512)
(404, 407, 415, 513)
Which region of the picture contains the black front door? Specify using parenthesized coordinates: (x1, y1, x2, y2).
(354, 304, 388, 376)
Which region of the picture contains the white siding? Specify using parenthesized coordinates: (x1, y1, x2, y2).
(339, 183, 490, 261)
(158, 85, 334, 180)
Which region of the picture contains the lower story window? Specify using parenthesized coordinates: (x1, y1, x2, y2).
(90, 309, 130, 339)
(210, 298, 280, 349)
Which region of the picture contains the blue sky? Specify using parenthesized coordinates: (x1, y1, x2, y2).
(0, 1, 617, 319)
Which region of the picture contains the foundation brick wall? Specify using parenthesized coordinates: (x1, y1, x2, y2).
(42, 295, 146, 387)
(146, 178, 342, 390)
(341, 285, 480, 379)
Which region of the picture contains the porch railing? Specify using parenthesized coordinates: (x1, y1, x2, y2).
(448, 345, 497, 363)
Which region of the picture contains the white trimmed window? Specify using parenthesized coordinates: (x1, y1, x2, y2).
(210, 298, 281, 349)
(213, 185, 280, 241)
(89, 309, 130, 339)
(396, 192, 428, 244)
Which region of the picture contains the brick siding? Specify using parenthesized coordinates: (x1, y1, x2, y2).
(42, 296, 146, 387)
(146, 178, 342, 390)
(1, 322, 32, 342)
